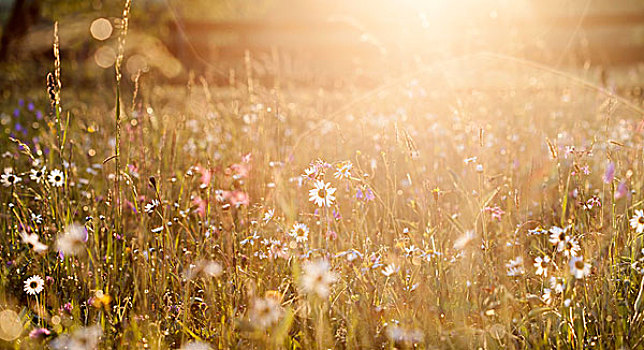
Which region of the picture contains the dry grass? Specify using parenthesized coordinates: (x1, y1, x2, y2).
(0, 11, 644, 350)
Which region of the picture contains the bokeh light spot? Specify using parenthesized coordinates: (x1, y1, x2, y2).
(0, 310, 22, 341)
(94, 46, 117, 68)
(90, 18, 113, 41)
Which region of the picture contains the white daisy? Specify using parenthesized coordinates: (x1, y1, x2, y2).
(289, 222, 309, 243)
(29, 166, 46, 184)
(144, 200, 160, 214)
(24, 275, 44, 295)
(549, 225, 570, 252)
(31, 213, 43, 225)
(250, 296, 283, 329)
(404, 245, 418, 259)
(562, 236, 581, 258)
(308, 180, 336, 207)
(569, 256, 591, 279)
(333, 161, 352, 180)
(303, 166, 317, 178)
(534, 255, 551, 276)
(506, 256, 525, 277)
(262, 209, 274, 224)
(19, 231, 48, 253)
(382, 263, 399, 277)
(630, 209, 644, 234)
(48, 169, 64, 187)
(549, 277, 565, 294)
(299, 259, 337, 298)
(56, 223, 87, 256)
(1, 168, 21, 187)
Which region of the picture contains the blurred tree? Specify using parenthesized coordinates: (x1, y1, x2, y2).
(0, 0, 41, 61)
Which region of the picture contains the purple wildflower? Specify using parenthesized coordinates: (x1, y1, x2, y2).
(603, 162, 615, 183)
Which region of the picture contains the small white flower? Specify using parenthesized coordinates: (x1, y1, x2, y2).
(534, 255, 551, 276)
(31, 213, 43, 224)
(506, 256, 525, 277)
(144, 200, 160, 214)
(262, 209, 275, 223)
(250, 296, 283, 329)
(562, 236, 581, 258)
(382, 263, 399, 277)
(549, 277, 565, 294)
(48, 169, 65, 187)
(569, 256, 591, 279)
(20, 231, 48, 253)
(403, 245, 418, 258)
(24, 275, 44, 295)
(308, 180, 336, 207)
(630, 209, 644, 234)
(1, 168, 21, 187)
(56, 223, 87, 256)
(333, 161, 352, 180)
(300, 259, 337, 298)
(289, 222, 309, 243)
(549, 225, 570, 252)
(303, 166, 317, 178)
(29, 166, 46, 184)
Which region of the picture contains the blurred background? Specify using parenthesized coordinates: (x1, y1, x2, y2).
(0, 0, 643, 91)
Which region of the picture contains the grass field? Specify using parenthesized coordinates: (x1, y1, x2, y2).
(1, 2, 644, 349)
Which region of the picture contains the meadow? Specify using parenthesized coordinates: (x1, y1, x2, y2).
(1, 3, 644, 349)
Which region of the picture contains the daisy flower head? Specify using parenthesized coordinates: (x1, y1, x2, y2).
(1, 168, 21, 187)
(382, 263, 399, 277)
(299, 259, 337, 299)
(20, 231, 48, 253)
(56, 223, 88, 256)
(24, 275, 44, 295)
(250, 296, 283, 330)
(289, 222, 309, 243)
(48, 169, 64, 187)
(262, 209, 275, 224)
(569, 256, 591, 279)
(506, 256, 525, 277)
(303, 165, 318, 179)
(308, 180, 336, 207)
(534, 255, 551, 276)
(630, 209, 644, 234)
(562, 236, 581, 258)
(549, 225, 570, 252)
(144, 199, 160, 214)
(549, 276, 565, 294)
(333, 161, 352, 180)
(29, 166, 46, 184)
